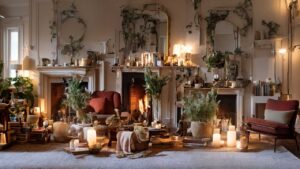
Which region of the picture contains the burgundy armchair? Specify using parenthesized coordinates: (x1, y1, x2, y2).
(245, 99, 299, 152)
(87, 91, 121, 123)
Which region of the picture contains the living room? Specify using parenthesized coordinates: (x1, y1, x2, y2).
(0, 0, 300, 168)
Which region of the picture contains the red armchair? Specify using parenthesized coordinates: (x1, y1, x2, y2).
(87, 91, 121, 123)
(245, 99, 299, 152)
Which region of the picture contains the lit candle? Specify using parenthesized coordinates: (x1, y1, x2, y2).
(87, 128, 97, 148)
(213, 128, 220, 134)
(227, 130, 237, 147)
(0, 133, 6, 145)
(74, 139, 79, 148)
(229, 125, 235, 131)
(69, 139, 75, 149)
(236, 140, 241, 149)
(34, 107, 41, 116)
(212, 133, 221, 147)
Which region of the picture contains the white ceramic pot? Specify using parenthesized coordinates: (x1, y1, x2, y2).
(190, 121, 213, 139)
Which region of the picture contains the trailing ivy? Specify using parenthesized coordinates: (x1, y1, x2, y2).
(233, 0, 253, 36)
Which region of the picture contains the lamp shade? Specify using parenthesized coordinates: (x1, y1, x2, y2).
(22, 56, 36, 70)
(10, 64, 22, 70)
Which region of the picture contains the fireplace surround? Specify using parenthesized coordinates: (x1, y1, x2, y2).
(37, 62, 104, 118)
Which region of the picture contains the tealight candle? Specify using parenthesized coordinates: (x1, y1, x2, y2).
(227, 130, 237, 147)
(212, 133, 221, 147)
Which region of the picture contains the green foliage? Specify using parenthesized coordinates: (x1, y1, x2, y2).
(203, 51, 230, 71)
(262, 20, 280, 38)
(205, 11, 229, 46)
(59, 2, 87, 59)
(0, 76, 34, 107)
(144, 68, 169, 99)
(184, 89, 219, 122)
(234, 0, 253, 36)
(63, 78, 90, 111)
(121, 6, 158, 53)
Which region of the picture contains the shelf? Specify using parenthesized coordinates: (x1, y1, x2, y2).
(254, 37, 287, 49)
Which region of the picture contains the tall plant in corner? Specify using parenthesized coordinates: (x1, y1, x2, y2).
(144, 68, 169, 122)
(63, 78, 90, 123)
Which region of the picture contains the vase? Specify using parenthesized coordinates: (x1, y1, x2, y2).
(190, 121, 213, 139)
(152, 96, 161, 122)
(76, 110, 86, 123)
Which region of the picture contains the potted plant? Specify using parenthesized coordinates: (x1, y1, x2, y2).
(63, 78, 90, 123)
(144, 68, 169, 122)
(183, 89, 219, 138)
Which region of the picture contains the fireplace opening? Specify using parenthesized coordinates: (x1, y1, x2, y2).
(216, 95, 237, 126)
(51, 81, 88, 121)
(122, 73, 148, 114)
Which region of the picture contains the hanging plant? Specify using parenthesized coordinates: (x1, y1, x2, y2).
(262, 20, 280, 38)
(60, 3, 87, 61)
(205, 11, 229, 46)
(186, 0, 202, 34)
(233, 0, 253, 36)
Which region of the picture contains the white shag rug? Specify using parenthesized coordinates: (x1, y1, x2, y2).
(0, 141, 299, 169)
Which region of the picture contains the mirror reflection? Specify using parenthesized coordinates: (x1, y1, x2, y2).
(214, 20, 239, 53)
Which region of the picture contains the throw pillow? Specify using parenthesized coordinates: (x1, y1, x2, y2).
(264, 109, 295, 124)
(89, 98, 106, 114)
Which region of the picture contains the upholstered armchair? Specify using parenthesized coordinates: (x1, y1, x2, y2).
(87, 91, 121, 123)
(245, 99, 299, 152)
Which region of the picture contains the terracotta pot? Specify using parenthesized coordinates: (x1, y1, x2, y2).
(190, 121, 213, 139)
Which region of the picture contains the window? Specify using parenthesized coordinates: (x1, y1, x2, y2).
(3, 24, 23, 78)
(8, 28, 20, 77)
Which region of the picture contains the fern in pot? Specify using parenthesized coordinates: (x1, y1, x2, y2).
(63, 78, 90, 123)
(183, 89, 219, 138)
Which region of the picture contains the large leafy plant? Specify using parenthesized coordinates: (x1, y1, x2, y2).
(144, 68, 169, 99)
(63, 78, 90, 111)
(183, 89, 219, 122)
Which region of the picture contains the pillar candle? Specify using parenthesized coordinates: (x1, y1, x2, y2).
(87, 128, 97, 148)
(229, 125, 235, 131)
(213, 128, 220, 134)
(227, 130, 236, 147)
(212, 133, 221, 147)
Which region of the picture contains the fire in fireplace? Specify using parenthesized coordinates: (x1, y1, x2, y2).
(122, 72, 148, 114)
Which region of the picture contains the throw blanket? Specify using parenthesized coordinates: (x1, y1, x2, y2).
(116, 131, 135, 155)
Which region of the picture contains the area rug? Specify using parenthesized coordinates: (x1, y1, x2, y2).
(0, 141, 299, 169)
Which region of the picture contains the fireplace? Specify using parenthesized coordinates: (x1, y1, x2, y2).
(37, 63, 105, 118)
(50, 81, 88, 121)
(216, 95, 237, 126)
(183, 88, 244, 128)
(121, 72, 148, 113)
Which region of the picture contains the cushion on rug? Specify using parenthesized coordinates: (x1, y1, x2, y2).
(89, 98, 106, 114)
(264, 109, 295, 124)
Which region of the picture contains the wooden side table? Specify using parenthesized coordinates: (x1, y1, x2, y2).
(29, 128, 50, 143)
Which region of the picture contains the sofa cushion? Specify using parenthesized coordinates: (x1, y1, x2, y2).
(245, 117, 290, 135)
(264, 109, 294, 124)
(89, 98, 106, 114)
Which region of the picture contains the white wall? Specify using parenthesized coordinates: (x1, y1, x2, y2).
(27, 0, 299, 116)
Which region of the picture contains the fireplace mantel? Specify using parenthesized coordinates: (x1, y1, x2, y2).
(184, 87, 244, 129)
(37, 62, 105, 118)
